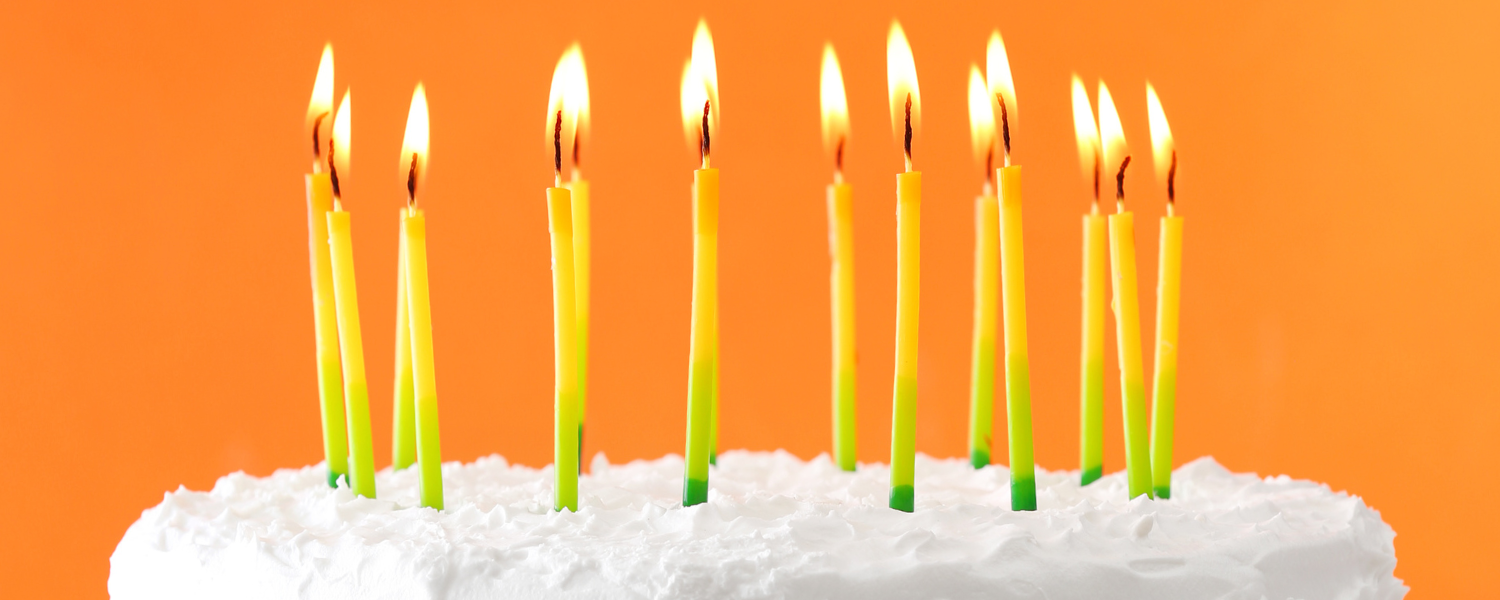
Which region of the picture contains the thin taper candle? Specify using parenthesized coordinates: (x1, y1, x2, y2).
(1099, 82, 1152, 499)
(886, 21, 921, 512)
(400, 84, 442, 510)
(828, 179, 856, 471)
(546, 185, 580, 511)
(680, 21, 720, 507)
(822, 44, 856, 472)
(1071, 76, 1106, 486)
(304, 45, 347, 488)
(392, 215, 416, 470)
(964, 64, 996, 470)
(1148, 84, 1181, 499)
(327, 208, 376, 499)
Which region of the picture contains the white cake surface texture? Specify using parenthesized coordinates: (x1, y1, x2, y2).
(109, 451, 1405, 599)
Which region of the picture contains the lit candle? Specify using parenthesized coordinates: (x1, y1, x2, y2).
(1146, 83, 1181, 500)
(399, 85, 444, 510)
(679, 20, 720, 507)
(302, 45, 348, 488)
(546, 54, 581, 512)
(558, 45, 592, 466)
(1099, 81, 1153, 499)
(964, 64, 997, 470)
(1071, 76, 1106, 486)
(821, 43, 857, 472)
(324, 91, 376, 499)
(885, 21, 922, 513)
(988, 32, 1036, 511)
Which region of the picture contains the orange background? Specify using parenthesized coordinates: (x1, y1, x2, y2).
(1, 0, 1496, 596)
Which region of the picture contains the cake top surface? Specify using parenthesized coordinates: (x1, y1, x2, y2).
(110, 451, 1405, 600)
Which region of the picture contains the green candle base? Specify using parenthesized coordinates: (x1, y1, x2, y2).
(889, 485, 914, 512)
(1011, 477, 1037, 511)
(327, 469, 348, 489)
(709, 452, 716, 466)
(683, 478, 708, 506)
(1154, 485, 1171, 500)
(1080, 465, 1103, 486)
(579, 424, 585, 474)
(969, 449, 990, 470)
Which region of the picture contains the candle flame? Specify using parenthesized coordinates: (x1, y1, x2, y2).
(885, 20, 920, 170)
(1070, 75, 1100, 202)
(573, 46, 591, 176)
(1146, 83, 1176, 204)
(1097, 80, 1129, 205)
(985, 30, 1015, 164)
(966, 64, 994, 177)
(679, 20, 719, 165)
(820, 43, 849, 174)
(547, 45, 584, 185)
(305, 44, 334, 171)
(399, 84, 430, 207)
(330, 89, 351, 199)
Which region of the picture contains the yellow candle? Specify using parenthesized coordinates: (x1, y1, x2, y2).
(400, 84, 443, 510)
(560, 44, 592, 465)
(1099, 81, 1152, 499)
(964, 64, 996, 470)
(886, 21, 921, 512)
(392, 211, 416, 471)
(1071, 75, 1106, 486)
(679, 20, 719, 506)
(1147, 84, 1181, 499)
(546, 187, 580, 511)
(821, 43, 856, 472)
(565, 177, 590, 461)
(324, 92, 375, 499)
(988, 32, 1036, 511)
(684, 165, 718, 505)
(1080, 212, 1107, 485)
(546, 59, 582, 511)
(303, 45, 347, 488)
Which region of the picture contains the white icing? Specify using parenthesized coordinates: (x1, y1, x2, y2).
(109, 452, 1405, 600)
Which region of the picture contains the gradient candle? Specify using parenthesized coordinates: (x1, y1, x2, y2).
(821, 43, 857, 472)
(679, 21, 720, 507)
(324, 91, 375, 499)
(964, 64, 997, 471)
(1099, 81, 1152, 499)
(1071, 76, 1106, 486)
(303, 45, 348, 489)
(399, 85, 443, 510)
(1147, 83, 1182, 500)
(886, 21, 922, 513)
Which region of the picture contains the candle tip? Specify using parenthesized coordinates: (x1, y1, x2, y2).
(1167, 150, 1177, 205)
(329, 138, 343, 199)
(903, 93, 913, 170)
(311, 112, 329, 169)
(996, 94, 1011, 166)
(406, 152, 419, 206)
(554, 109, 564, 180)
(1115, 155, 1131, 205)
(701, 100, 712, 167)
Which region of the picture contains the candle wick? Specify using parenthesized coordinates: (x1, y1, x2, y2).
(1115, 155, 1131, 209)
(835, 137, 845, 178)
(985, 147, 994, 186)
(1092, 151, 1101, 203)
(701, 100, 711, 169)
(1167, 150, 1177, 206)
(311, 111, 329, 173)
(554, 109, 564, 185)
(328, 138, 342, 199)
(572, 128, 581, 173)
(996, 94, 1011, 167)
(406, 152, 419, 207)
(903, 93, 913, 172)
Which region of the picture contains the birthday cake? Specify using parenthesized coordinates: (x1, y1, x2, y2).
(108, 451, 1404, 599)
